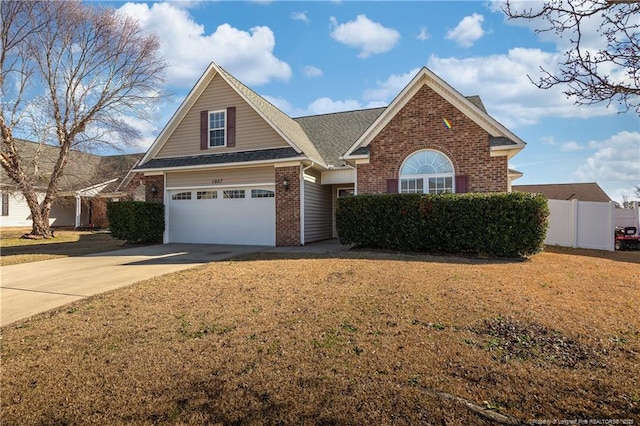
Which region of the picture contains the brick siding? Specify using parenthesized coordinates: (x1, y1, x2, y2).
(357, 84, 508, 194)
(275, 166, 301, 246)
(145, 175, 164, 204)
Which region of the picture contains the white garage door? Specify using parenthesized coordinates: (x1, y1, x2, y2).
(167, 187, 275, 246)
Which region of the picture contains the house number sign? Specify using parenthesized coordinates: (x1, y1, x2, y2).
(211, 179, 223, 184)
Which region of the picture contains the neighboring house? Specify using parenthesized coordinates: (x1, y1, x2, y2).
(132, 63, 526, 246)
(513, 182, 612, 203)
(0, 139, 143, 228)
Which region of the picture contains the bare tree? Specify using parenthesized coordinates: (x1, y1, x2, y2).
(503, 0, 640, 113)
(1, 1, 166, 238)
(635, 185, 640, 199)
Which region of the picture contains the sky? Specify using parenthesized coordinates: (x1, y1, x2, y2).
(107, 0, 639, 203)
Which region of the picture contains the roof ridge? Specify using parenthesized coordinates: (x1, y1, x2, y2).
(293, 106, 387, 120)
(216, 65, 326, 166)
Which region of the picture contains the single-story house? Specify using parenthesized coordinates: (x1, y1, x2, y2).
(1, 139, 143, 228)
(513, 182, 612, 203)
(132, 63, 526, 246)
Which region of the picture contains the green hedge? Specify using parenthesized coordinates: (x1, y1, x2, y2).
(107, 201, 164, 244)
(336, 192, 549, 258)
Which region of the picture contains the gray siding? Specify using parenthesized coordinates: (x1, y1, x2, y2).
(304, 169, 332, 243)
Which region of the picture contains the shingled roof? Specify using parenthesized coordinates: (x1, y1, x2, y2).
(135, 63, 523, 171)
(137, 148, 301, 170)
(293, 108, 386, 166)
(513, 183, 612, 202)
(1, 139, 142, 194)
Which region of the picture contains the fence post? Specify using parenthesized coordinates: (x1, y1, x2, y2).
(607, 201, 615, 251)
(571, 199, 578, 248)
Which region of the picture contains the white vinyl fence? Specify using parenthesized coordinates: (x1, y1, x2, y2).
(545, 200, 639, 251)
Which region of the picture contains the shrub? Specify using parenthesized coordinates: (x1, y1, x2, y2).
(336, 192, 549, 258)
(107, 201, 164, 244)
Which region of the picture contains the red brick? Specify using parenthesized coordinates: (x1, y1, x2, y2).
(358, 85, 508, 194)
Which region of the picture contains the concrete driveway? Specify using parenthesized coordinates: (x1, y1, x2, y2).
(0, 243, 266, 326)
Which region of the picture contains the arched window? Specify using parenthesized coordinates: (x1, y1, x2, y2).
(399, 150, 454, 194)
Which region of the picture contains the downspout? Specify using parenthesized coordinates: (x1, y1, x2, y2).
(300, 162, 315, 246)
(344, 162, 357, 194)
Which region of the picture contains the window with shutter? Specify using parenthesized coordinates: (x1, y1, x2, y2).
(399, 149, 456, 194)
(200, 109, 230, 149)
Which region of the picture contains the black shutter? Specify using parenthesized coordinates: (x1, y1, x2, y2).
(200, 111, 208, 150)
(455, 175, 469, 193)
(1, 192, 8, 216)
(386, 179, 398, 193)
(227, 106, 236, 147)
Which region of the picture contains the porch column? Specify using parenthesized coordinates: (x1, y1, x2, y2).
(75, 195, 81, 228)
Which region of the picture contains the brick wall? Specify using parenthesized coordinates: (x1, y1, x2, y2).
(275, 166, 301, 246)
(90, 198, 109, 228)
(357, 84, 508, 194)
(145, 175, 164, 204)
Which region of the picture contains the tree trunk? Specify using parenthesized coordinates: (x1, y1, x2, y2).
(21, 188, 54, 238)
(30, 213, 53, 238)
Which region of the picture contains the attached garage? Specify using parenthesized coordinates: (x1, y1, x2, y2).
(167, 186, 275, 246)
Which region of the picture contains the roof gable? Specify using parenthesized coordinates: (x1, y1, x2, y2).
(343, 67, 526, 158)
(139, 63, 325, 168)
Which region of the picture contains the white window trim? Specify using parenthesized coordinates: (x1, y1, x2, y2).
(208, 109, 227, 148)
(399, 149, 455, 194)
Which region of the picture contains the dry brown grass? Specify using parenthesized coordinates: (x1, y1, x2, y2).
(0, 227, 126, 266)
(1, 247, 639, 425)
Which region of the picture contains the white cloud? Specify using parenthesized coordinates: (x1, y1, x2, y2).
(117, 2, 291, 88)
(427, 49, 619, 127)
(417, 26, 430, 41)
(329, 15, 400, 58)
(572, 131, 640, 201)
(560, 141, 583, 152)
(303, 65, 323, 78)
(291, 11, 309, 23)
(363, 68, 420, 102)
(307, 97, 363, 115)
(263, 94, 385, 118)
(446, 13, 485, 48)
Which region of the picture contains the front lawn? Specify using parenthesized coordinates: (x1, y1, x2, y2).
(0, 228, 126, 266)
(1, 248, 639, 424)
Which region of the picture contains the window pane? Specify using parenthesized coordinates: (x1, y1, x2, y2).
(400, 150, 453, 175)
(209, 111, 226, 147)
(172, 192, 191, 200)
(251, 189, 274, 198)
(400, 178, 423, 194)
(197, 191, 217, 199)
(209, 111, 225, 129)
(210, 129, 225, 147)
(223, 190, 245, 199)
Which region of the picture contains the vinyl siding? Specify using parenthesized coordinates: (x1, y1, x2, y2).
(0, 192, 76, 227)
(304, 169, 332, 243)
(166, 166, 274, 188)
(157, 74, 290, 158)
